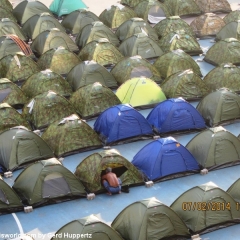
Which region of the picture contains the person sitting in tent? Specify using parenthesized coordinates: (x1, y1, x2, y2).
(102, 167, 122, 195)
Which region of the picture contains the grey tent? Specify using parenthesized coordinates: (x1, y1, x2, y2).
(227, 178, 240, 202)
(216, 20, 240, 41)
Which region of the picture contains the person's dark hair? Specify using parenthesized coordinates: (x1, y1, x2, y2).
(106, 167, 112, 173)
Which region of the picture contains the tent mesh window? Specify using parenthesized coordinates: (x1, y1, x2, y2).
(42, 172, 71, 198)
(0, 189, 9, 204)
(0, 88, 12, 102)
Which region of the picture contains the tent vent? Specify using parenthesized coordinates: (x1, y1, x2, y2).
(24, 206, 33, 213)
(87, 193, 95, 200)
(4, 171, 13, 178)
(145, 181, 154, 188)
(200, 169, 208, 175)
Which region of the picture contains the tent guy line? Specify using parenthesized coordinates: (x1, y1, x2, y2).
(11, 213, 24, 235)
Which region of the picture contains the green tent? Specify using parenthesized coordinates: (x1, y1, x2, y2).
(13, 158, 86, 206)
(0, 0, 13, 12)
(0, 7, 17, 23)
(216, 20, 240, 41)
(112, 197, 190, 240)
(0, 126, 54, 171)
(227, 178, 240, 202)
(190, 13, 226, 39)
(204, 38, 240, 66)
(116, 77, 166, 108)
(119, 32, 164, 59)
(197, 88, 240, 127)
(120, 0, 144, 8)
(21, 69, 73, 98)
(78, 38, 123, 67)
(186, 126, 240, 170)
(22, 91, 77, 130)
(0, 176, 23, 213)
(74, 149, 144, 193)
(203, 63, 240, 93)
(66, 61, 118, 91)
(111, 55, 162, 85)
(69, 82, 121, 119)
(37, 46, 81, 76)
(161, 69, 209, 100)
(10, 0, 25, 8)
(224, 10, 240, 24)
(153, 49, 202, 79)
(53, 215, 124, 240)
(42, 114, 102, 157)
(49, 0, 87, 17)
(61, 9, 99, 35)
(171, 182, 240, 233)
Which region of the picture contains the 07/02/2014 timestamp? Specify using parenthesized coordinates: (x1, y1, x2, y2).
(182, 202, 240, 211)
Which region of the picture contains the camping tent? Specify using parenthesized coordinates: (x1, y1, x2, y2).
(112, 197, 190, 240)
(186, 126, 240, 170)
(0, 7, 17, 23)
(94, 104, 154, 145)
(0, 0, 13, 11)
(9, 0, 25, 8)
(132, 137, 200, 181)
(147, 98, 206, 134)
(69, 82, 121, 119)
(13, 158, 86, 206)
(111, 55, 162, 85)
(153, 49, 202, 79)
(224, 10, 240, 24)
(216, 20, 240, 41)
(171, 182, 240, 233)
(74, 148, 144, 193)
(66, 61, 118, 91)
(196, 88, 240, 127)
(227, 178, 240, 202)
(0, 126, 54, 171)
(116, 77, 166, 108)
(41, 114, 102, 157)
(120, 0, 144, 8)
(160, 69, 210, 100)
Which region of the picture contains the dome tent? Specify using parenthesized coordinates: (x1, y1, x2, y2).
(41, 114, 102, 157)
(132, 137, 200, 181)
(224, 10, 240, 24)
(94, 104, 154, 145)
(120, 0, 145, 8)
(112, 197, 190, 240)
(0, 7, 17, 23)
(74, 149, 144, 193)
(0, 0, 13, 12)
(227, 178, 240, 202)
(186, 126, 240, 170)
(13, 158, 86, 207)
(0, 126, 54, 171)
(216, 20, 240, 41)
(147, 98, 206, 135)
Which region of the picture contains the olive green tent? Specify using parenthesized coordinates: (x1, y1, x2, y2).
(111, 55, 162, 85)
(204, 38, 240, 66)
(224, 10, 240, 24)
(53, 215, 124, 240)
(161, 69, 209, 100)
(153, 49, 202, 79)
(0, 126, 54, 171)
(74, 149, 144, 193)
(186, 126, 240, 170)
(42, 114, 102, 157)
(13, 158, 86, 206)
(10, 0, 25, 8)
(171, 182, 240, 233)
(112, 197, 190, 240)
(69, 82, 121, 119)
(66, 61, 118, 91)
(0, 0, 13, 12)
(116, 77, 166, 109)
(216, 20, 240, 41)
(21, 69, 73, 98)
(0, 7, 17, 23)
(120, 0, 144, 8)
(197, 88, 240, 127)
(227, 178, 240, 202)
(190, 13, 226, 39)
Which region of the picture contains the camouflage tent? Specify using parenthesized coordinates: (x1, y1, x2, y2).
(204, 38, 240, 66)
(203, 63, 240, 93)
(99, 4, 137, 29)
(224, 10, 240, 24)
(61, 9, 99, 35)
(227, 178, 240, 202)
(0, 7, 17, 23)
(78, 38, 123, 66)
(119, 32, 163, 59)
(153, 49, 202, 79)
(0, 0, 13, 12)
(37, 47, 81, 76)
(115, 18, 158, 42)
(0, 53, 39, 85)
(69, 83, 121, 119)
(154, 16, 195, 39)
(111, 55, 162, 85)
(75, 21, 120, 49)
(158, 30, 203, 55)
(120, 0, 144, 8)
(21, 69, 73, 98)
(196, 88, 240, 127)
(22, 91, 77, 130)
(190, 13, 226, 39)
(216, 20, 240, 41)
(0, 103, 30, 132)
(134, 0, 171, 24)
(66, 61, 118, 91)
(74, 149, 144, 193)
(0, 78, 28, 108)
(42, 114, 102, 157)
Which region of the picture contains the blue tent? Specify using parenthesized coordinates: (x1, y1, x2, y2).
(94, 104, 154, 145)
(147, 98, 206, 134)
(132, 137, 200, 181)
